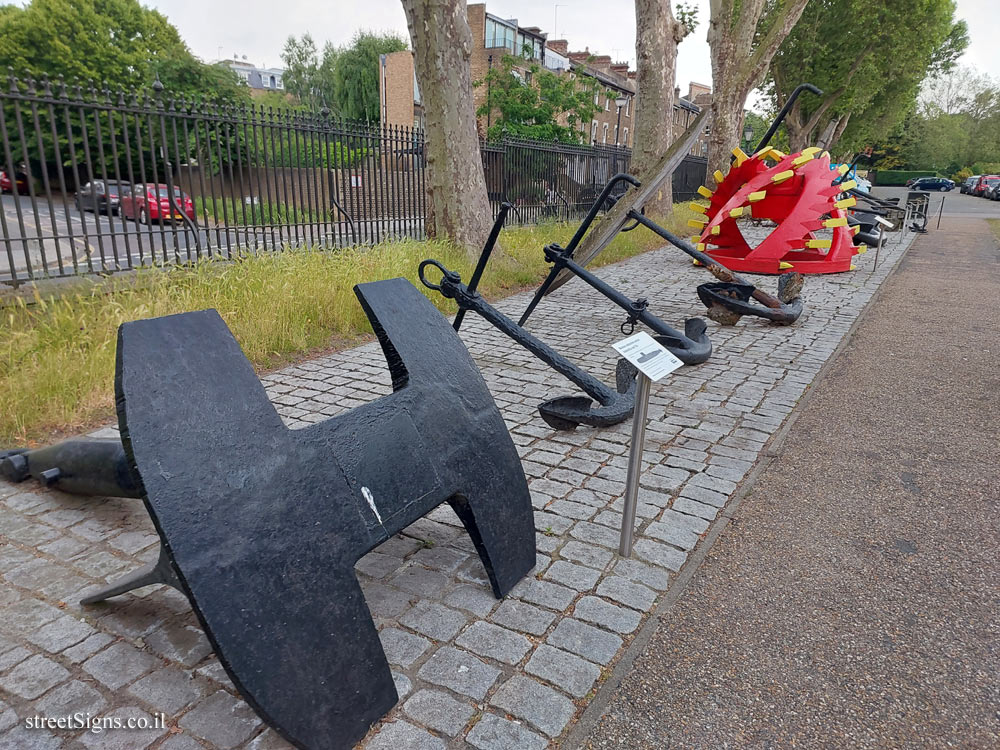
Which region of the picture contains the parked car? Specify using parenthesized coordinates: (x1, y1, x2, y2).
(909, 176, 955, 192)
(120, 183, 195, 224)
(0, 168, 29, 194)
(972, 175, 999, 197)
(987, 181, 1000, 200)
(75, 180, 131, 214)
(960, 175, 980, 194)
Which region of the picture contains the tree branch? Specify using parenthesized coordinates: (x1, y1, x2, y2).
(746, 0, 810, 88)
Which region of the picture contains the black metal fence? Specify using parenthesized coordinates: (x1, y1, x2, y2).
(1, 73, 707, 287)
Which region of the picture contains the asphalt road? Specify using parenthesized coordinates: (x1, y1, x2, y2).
(0, 193, 423, 282)
(870, 186, 1000, 220)
(582, 217, 1000, 749)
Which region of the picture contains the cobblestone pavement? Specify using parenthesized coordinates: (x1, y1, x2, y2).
(0, 229, 914, 750)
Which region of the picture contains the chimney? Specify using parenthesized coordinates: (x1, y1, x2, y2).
(546, 39, 568, 55)
(675, 86, 680, 100)
(610, 63, 629, 76)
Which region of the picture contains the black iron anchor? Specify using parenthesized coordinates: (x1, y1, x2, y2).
(420, 259, 637, 430)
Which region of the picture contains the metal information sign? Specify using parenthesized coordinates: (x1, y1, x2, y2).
(612, 331, 684, 382)
(612, 332, 684, 557)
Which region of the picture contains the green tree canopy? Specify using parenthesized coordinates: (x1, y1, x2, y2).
(0, 0, 247, 103)
(767, 0, 967, 155)
(476, 52, 607, 144)
(333, 31, 408, 121)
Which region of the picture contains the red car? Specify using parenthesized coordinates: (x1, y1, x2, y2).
(973, 175, 999, 197)
(0, 168, 29, 194)
(121, 183, 195, 223)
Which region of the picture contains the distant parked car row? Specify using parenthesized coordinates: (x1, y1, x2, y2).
(0, 168, 29, 194)
(960, 174, 1000, 199)
(74, 180, 195, 223)
(907, 176, 955, 192)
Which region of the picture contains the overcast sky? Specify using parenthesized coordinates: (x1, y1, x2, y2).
(149, 0, 998, 100)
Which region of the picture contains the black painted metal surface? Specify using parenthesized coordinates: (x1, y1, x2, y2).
(419, 260, 637, 429)
(0, 440, 140, 497)
(97, 278, 534, 750)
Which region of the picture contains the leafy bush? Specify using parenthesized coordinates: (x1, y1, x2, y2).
(871, 169, 941, 185)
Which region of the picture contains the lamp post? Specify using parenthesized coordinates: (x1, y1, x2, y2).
(742, 123, 754, 154)
(615, 96, 628, 147)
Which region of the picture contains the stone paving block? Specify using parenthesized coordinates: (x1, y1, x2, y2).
(127, 666, 206, 715)
(490, 674, 576, 737)
(569, 521, 620, 549)
(361, 582, 414, 619)
(368, 720, 446, 750)
(82, 642, 159, 690)
(466, 713, 548, 750)
(179, 690, 261, 748)
(633, 538, 687, 571)
(686, 471, 738, 495)
(399, 601, 468, 641)
(144, 623, 213, 667)
(525, 644, 601, 698)
(0, 645, 31, 671)
(573, 596, 642, 634)
(62, 632, 114, 664)
(0, 726, 62, 750)
(644, 521, 700, 551)
(544, 560, 601, 591)
(596, 575, 658, 611)
(22, 614, 95, 653)
(33, 677, 108, 716)
(78, 706, 167, 750)
(410, 546, 469, 573)
(379, 627, 432, 668)
(547, 618, 623, 666)
(0, 654, 69, 699)
(490, 600, 556, 636)
(402, 689, 475, 736)
(533, 511, 574, 536)
(613, 558, 671, 590)
(672, 496, 721, 521)
(545, 500, 596, 521)
(559, 540, 614, 570)
(443, 584, 497, 617)
(416, 646, 500, 700)
(456, 621, 531, 665)
(355, 552, 405, 579)
(161, 735, 213, 750)
(511, 578, 577, 611)
(245, 728, 296, 749)
(389, 566, 451, 598)
(658, 508, 710, 534)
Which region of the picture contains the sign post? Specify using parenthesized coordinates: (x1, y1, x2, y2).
(611, 332, 684, 557)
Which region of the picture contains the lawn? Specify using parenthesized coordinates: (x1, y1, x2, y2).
(1, 207, 698, 445)
(989, 218, 1000, 245)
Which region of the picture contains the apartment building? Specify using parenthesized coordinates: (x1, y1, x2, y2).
(379, 2, 710, 154)
(224, 58, 287, 97)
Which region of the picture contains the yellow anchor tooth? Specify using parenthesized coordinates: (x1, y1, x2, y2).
(696, 243, 706, 252)
(697, 185, 713, 198)
(850, 264, 857, 270)
(792, 153, 814, 166)
(837, 164, 850, 175)
(689, 202, 707, 214)
(748, 190, 766, 202)
(710, 225, 721, 235)
(692, 258, 703, 265)
(852, 224, 861, 234)
(779, 262, 794, 270)
(729, 206, 745, 218)
(732, 147, 748, 165)
(687, 218, 708, 228)
(839, 179, 857, 192)
(768, 148, 787, 161)
(713, 169, 726, 184)
(856, 246, 868, 254)
(802, 147, 821, 157)
(834, 197, 857, 209)
(772, 170, 795, 184)
(806, 239, 832, 249)
(821, 150, 830, 159)
(824, 217, 849, 228)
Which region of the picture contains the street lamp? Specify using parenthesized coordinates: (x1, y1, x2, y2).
(615, 96, 628, 146)
(743, 123, 754, 152)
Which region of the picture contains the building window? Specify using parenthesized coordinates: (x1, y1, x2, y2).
(275, 76, 283, 89)
(605, 97, 610, 111)
(268, 75, 276, 88)
(594, 93, 599, 106)
(602, 123, 609, 143)
(486, 18, 516, 51)
(591, 120, 598, 144)
(623, 127, 628, 145)
(626, 97, 631, 116)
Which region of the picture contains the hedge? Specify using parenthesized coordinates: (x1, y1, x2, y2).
(871, 169, 941, 186)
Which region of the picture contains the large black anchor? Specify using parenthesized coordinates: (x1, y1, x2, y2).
(14, 279, 535, 750)
(1, 440, 139, 497)
(420, 258, 637, 430)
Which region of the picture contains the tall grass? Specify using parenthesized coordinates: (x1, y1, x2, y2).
(0, 207, 697, 444)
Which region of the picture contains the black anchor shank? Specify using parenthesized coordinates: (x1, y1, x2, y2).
(1, 440, 140, 497)
(420, 260, 636, 430)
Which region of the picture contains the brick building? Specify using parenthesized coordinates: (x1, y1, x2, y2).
(379, 2, 710, 155)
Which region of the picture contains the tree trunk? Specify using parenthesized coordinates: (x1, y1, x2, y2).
(401, 0, 493, 258)
(632, 0, 689, 216)
(706, 0, 810, 177)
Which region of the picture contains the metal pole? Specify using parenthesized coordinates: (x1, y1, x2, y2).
(619, 371, 651, 557)
(615, 106, 622, 147)
(936, 195, 945, 229)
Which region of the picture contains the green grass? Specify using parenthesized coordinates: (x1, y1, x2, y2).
(0, 206, 698, 445)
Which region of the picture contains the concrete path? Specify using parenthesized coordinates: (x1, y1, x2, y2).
(580, 216, 1000, 749)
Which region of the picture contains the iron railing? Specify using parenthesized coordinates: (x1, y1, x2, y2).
(1, 72, 707, 287)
